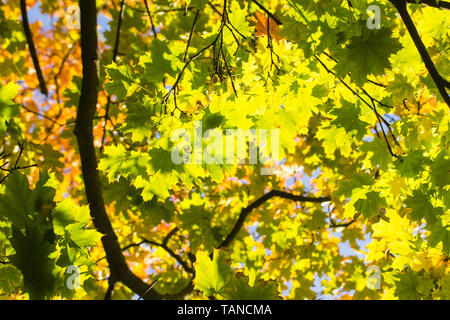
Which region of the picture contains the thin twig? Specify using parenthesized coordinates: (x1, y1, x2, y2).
(183, 10, 200, 62)
(101, 0, 125, 152)
(314, 53, 401, 159)
(143, 0, 158, 39)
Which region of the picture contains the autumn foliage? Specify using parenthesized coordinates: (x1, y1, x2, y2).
(0, 0, 449, 300)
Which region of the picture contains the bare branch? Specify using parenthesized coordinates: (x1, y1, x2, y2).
(140, 231, 194, 274)
(183, 10, 200, 61)
(217, 190, 331, 250)
(20, 0, 48, 95)
(143, 0, 158, 39)
(97, 227, 194, 275)
(162, 0, 240, 109)
(21, 104, 63, 126)
(389, 0, 450, 107)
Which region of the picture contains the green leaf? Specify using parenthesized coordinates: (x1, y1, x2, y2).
(0, 82, 20, 133)
(427, 221, 450, 255)
(228, 2, 253, 38)
(179, 204, 216, 251)
(405, 189, 443, 225)
(194, 250, 230, 296)
(316, 125, 353, 158)
(188, 0, 208, 8)
(335, 27, 402, 85)
(105, 62, 137, 100)
(305, 209, 327, 230)
(51, 199, 77, 235)
(435, 275, 450, 300)
(0, 264, 22, 295)
(330, 99, 370, 140)
(360, 138, 392, 171)
(223, 273, 280, 300)
(9, 225, 56, 299)
(140, 39, 177, 82)
(66, 223, 102, 248)
(344, 187, 386, 220)
(395, 149, 428, 178)
(0, 172, 56, 227)
(429, 151, 450, 187)
(386, 74, 416, 106)
(394, 270, 429, 300)
(355, 191, 386, 220)
(0, 172, 34, 227)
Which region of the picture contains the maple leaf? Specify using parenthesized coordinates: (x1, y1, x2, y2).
(427, 221, 450, 255)
(330, 99, 370, 140)
(404, 189, 443, 225)
(1, 0, 449, 301)
(334, 27, 402, 85)
(194, 250, 230, 296)
(251, 11, 282, 41)
(0, 82, 19, 133)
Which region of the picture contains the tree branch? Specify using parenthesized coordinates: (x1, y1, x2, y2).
(140, 236, 194, 274)
(250, 0, 282, 25)
(21, 104, 63, 126)
(143, 0, 158, 39)
(389, 0, 450, 107)
(217, 190, 331, 250)
(405, 0, 450, 10)
(20, 0, 48, 95)
(75, 0, 162, 300)
(104, 277, 117, 300)
(183, 9, 200, 62)
(0, 143, 38, 184)
(162, 0, 239, 109)
(314, 53, 402, 159)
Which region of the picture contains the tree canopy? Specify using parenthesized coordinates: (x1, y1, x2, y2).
(0, 0, 449, 300)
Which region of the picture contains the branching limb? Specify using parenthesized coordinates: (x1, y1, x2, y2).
(266, 13, 281, 77)
(97, 227, 194, 274)
(21, 104, 63, 126)
(217, 190, 331, 250)
(140, 227, 194, 274)
(162, 0, 240, 110)
(327, 203, 361, 228)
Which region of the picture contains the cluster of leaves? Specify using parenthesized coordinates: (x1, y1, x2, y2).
(0, 171, 101, 299)
(194, 250, 280, 299)
(0, 0, 448, 300)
